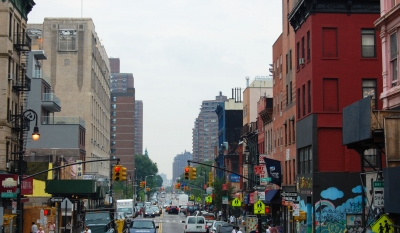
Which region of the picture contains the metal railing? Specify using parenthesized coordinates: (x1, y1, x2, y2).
(42, 116, 85, 127)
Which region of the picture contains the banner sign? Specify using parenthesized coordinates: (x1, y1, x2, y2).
(263, 158, 282, 186)
(230, 174, 240, 183)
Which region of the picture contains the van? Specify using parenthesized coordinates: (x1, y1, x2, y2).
(182, 216, 207, 233)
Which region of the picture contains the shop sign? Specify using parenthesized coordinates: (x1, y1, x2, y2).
(230, 174, 240, 183)
(292, 202, 300, 216)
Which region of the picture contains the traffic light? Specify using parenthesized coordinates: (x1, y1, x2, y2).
(209, 172, 213, 183)
(184, 186, 187, 191)
(190, 167, 197, 180)
(140, 181, 144, 188)
(120, 166, 127, 181)
(113, 165, 122, 181)
(146, 187, 150, 192)
(184, 166, 190, 180)
(177, 183, 181, 189)
(43, 208, 50, 216)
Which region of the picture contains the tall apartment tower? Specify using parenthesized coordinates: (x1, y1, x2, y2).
(172, 150, 192, 182)
(192, 92, 227, 162)
(0, 0, 35, 171)
(134, 100, 143, 155)
(28, 18, 111, 177)
(109, 58, 135, 176)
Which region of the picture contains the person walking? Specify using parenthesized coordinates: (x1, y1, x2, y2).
(236, 226, 243, 233)
(31, 222, 38, 233)
(65, 221, 72, 233)
(84, 226, 92, 233)
(36, 227, 45, 233)
(265, 224, 271, 233)
(230, 215, 236, 224)
(48, 221, 55, 233)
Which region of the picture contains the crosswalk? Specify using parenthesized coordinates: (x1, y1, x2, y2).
(153, 219, 185, 224)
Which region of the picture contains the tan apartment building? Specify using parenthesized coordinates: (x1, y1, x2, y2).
(0, 0, 35, 171)
(28, 18, 111, 177)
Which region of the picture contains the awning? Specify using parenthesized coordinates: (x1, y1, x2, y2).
(264, 189, 280, 204)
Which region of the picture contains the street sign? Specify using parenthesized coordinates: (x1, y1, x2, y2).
(190, 195, 195, 200)
(50, 197, 64, 202)
(254, 200, 265, 214)
(373, 181, 384, 208)
(292, 202, 300, 216)
(196, 197, 201, 202)
(231, 198, 241, 207)
(261, 177, 271, 182)
(371, 214, 393, 233)
(1, 192, 16, 198)
(222, 196, 228, 204)
(206, 196, 212, 203)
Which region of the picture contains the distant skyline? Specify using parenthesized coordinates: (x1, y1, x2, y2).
(29, 0, 283, 179)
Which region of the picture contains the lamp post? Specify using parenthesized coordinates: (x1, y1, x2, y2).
(126, 172, 131, 198)
(14, 109, 40, 233)
(145, 175, 154, 201)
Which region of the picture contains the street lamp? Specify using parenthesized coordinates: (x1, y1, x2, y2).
(126, 172, 131, 198)
(13, 109, 40, 233)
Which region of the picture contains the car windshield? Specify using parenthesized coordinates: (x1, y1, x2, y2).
(85, 213, 110, 221)
(117, 207, 132, 214)
(131, 221, 155, 229)
(219, 226, 234, 233)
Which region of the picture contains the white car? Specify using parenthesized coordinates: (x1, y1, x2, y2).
(209, 221, 225, 233)
(182, 216, 207, 233)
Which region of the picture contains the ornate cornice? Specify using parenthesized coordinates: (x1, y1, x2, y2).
(288, 0, 380, 32)
(3, 0, 36, 20)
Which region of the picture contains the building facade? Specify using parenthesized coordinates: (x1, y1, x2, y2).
(172, 151, 192, 183)
(134, 100, 143, 155)
(289, 0, 382, 232)
(28, 18, 111, 177)
(110, 58, 135, 176)
(192, 92, 227, 163)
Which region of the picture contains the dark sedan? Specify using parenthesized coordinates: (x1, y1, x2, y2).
(128, 219, 159, 233)
(168, 205, 179, 214)
(143, 207, 156, 218)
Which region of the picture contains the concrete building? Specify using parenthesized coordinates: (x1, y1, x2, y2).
(192, 92, 227, 163)
(0, 0, 35, 172)
(172, 151, 192, 182)
(28, 18, 111, 177)
(240, 76, 272, 191)
(289, 1, 382, 232)
(109, 58, 135, 176)
(135, 100, 143, 155)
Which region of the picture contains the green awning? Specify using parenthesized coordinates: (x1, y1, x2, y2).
(46, 180, 97, 195)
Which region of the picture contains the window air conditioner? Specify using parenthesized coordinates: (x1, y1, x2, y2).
(299, 58, 305, 65)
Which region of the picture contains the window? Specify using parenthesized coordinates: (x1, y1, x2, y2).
(361, 29, 376, 58)
(111, 141, 116, 146)
(299, 146, 312, 174)
(9, 13, 12, 38)
(111, 134, 116, 139)
(364, 149, 378, 167)
(297, 88, 301, 118)
(308, 81, 311, 113)
(112, 104, 117, 109)
(112, 96, 117, 102)
(297, 42, 300, 69)
(58, 29, 77, 51)
(322, 28, 338, 58)
(111, 119, 116, 124)
(286, 85, 289, 105)
(289, 81, 293, 103)
(289, 50, 292, 70)
(302, 36, 305, 60)
(363, 79, 377, 109)
(286, 54, 289, 74)
(323, 78, 339, 112)
(111, 111, 116, 116)
(390, 33, 398, 87)
(111, 126, 116, 131)
(302, 85, 306, 116)
(307, 30, 311, 60)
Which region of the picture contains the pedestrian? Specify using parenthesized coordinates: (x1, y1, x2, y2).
(230, 215, 236, 224)
(31, 222, 38, 233)
(65, 221, 72, 233)
(36, 227, 45, 233)
(236, 226, 243, 233)
(218, 210, 222, 220)
(84, 226, 92, 233)
(48, 221, 55, 233)
(266, 224, 271, 233)
(270, 224, 278, 233)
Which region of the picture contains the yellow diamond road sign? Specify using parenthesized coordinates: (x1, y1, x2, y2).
(372, 214, 394, 233)
(254, 200, 265, 214)
(231, 198, 241, 207)
(206, 196, 212, 203)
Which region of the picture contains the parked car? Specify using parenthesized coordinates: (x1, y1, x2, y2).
(209, 221, 225, 233)
(216, 224, 235, 233)
(128, 219, 159, 233)
(168, 205, 179, 214)
(185, 205, 199, 216)
(180, 205, 188, 213)
(182, 216, 208, 233)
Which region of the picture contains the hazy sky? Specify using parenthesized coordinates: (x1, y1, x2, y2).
(29, 0, 282, 180)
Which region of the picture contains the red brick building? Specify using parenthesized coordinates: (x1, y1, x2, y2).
(288, 0, 382, 232)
